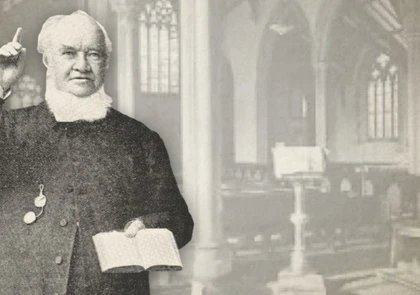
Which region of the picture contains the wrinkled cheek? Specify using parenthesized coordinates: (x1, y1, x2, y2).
(95, 71, 106, 88)
(50, 68, 71, 86)
(53, 74, 68, 91)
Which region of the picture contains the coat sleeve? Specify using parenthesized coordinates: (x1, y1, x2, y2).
(134, 131, 194, 249)
(0, 100, 24, 185)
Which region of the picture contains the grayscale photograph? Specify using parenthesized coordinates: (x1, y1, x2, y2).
(0, 0, 418, 294)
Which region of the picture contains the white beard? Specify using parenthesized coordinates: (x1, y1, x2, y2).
(45, 78, 113, 122)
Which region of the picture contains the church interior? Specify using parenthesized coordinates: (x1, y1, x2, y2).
(1, 0, 420, 294)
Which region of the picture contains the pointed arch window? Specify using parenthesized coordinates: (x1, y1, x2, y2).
(139, 0, 179, 94)
(367, 53, 399, 140)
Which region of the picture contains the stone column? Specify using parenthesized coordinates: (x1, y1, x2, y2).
(404, 1, 420, 175)
(403, 0, 420, 218)
(194, 0, 214, 247)
(110, 0, 143, 118)
(315, 61, 328, 148)
(180, 0, 231, 289)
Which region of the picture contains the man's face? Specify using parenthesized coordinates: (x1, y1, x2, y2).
(46, 16, 108, 97)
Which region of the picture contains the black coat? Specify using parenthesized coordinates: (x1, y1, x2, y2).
(0, 101, 194, 295)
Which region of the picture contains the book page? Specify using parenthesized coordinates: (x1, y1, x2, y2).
(135, 229, 183, 271)
(92, 231, 144, 273)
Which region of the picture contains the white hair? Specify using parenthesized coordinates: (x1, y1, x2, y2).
(37, 10, 112, 57)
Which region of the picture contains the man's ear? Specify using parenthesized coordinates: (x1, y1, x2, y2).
(42, 54, 50, 68)
(105, 55, 110, 69)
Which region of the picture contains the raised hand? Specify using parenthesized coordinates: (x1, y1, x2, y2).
(0, 28, 26, 91)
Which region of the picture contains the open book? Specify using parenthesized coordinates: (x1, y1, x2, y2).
(92, 229, 183, 273)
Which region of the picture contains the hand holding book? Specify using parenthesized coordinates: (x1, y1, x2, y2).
(124, 218, 146, 238)
(92, 229, 183, 273)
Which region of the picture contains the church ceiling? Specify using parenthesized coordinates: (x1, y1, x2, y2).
(359, 0, 404, 48)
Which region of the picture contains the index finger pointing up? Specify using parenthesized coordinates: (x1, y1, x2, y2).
(12, 27, 23, 43)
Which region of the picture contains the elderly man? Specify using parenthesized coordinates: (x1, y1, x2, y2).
(0, 11, 193, 295)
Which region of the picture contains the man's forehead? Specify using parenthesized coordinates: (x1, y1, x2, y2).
(57, 13, 98, 31)
(57, 43, 104, 51)
(51, 17, 106, 50)
(51, 36, 106, 53)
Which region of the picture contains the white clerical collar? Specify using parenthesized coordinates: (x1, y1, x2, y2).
(45, 80, 113, 122)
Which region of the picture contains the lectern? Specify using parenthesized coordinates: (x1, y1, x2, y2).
(267, 144, 327, 295)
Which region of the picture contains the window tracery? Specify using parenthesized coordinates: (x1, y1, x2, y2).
(139, 0, 179, 94)
(367, 53, 399, 140)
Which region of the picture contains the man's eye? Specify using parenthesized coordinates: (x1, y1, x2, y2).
(89, 52, 101, 59)
(63, 51, 75, 56)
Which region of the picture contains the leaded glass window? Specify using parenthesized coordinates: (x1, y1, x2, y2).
(139, 0, 179, 94)
(367, 53, 399, 139)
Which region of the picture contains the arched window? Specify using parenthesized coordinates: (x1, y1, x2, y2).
(139, 0, 179, 94)
(367, 53, 399, 140)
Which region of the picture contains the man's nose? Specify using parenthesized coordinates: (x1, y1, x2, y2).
(73, 53, 91, 72)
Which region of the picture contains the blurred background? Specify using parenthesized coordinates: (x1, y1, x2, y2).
(1, 0, 420, 294)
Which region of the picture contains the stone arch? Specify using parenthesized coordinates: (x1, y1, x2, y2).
(256, 0, 314, 163)
(313, 0, 345, 63)
(313, 0, 407, 163)
(266, 0, 312, 34)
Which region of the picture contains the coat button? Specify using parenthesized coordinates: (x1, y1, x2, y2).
(67, 186, 74, 193)
(55, 256, 63, 265)
(60, 218, 68, 227)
